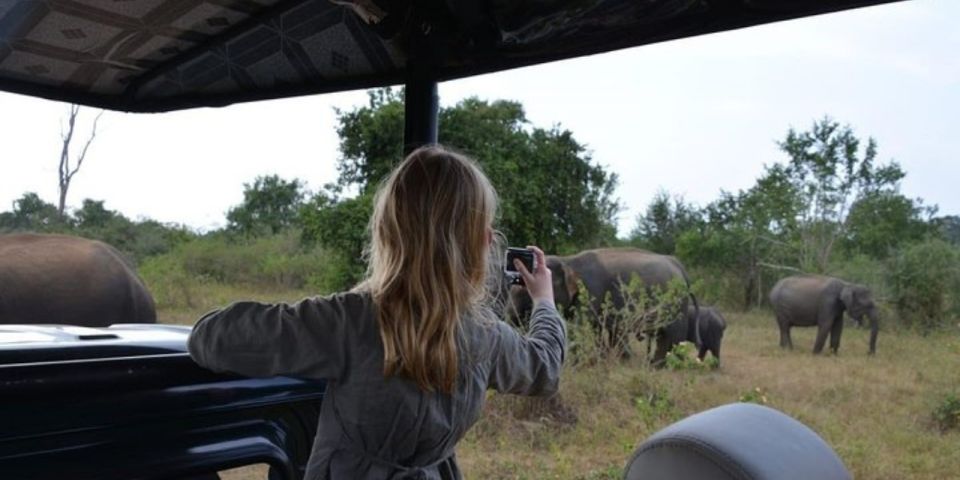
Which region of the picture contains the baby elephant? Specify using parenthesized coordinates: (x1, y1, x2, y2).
(693, 306, 727, 364)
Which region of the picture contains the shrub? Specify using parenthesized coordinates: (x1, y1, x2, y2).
(632, 379, 677, 428)
(739, 387, 770, 405)
(888, 239, 960, 332)
(567, 275, 691, 363)
(932, 393, 960, 432)
(139, 254, 206, 309)
(686, 267, 747, 312)
(144, 231, 343, 294)
(664, 341, 717, 371)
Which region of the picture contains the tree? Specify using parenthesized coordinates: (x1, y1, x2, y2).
(843, 192, 936, 258)
(300, 188, 374, 287)
(58, 105, 104, 217)
(935, 215, 960, 245)
(299, 88, 620, 290)
(226, 175, 306, 236)
(74, 199, 116, 230)
(677, 171, 803, 309)
(324, 88, 620, 255)
(629, 191, 700, 255)
(778, 117, 906, 271)
(0, 192, 64, 232)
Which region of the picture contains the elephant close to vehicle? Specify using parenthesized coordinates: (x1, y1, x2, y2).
(693, 306, 726, 364)
(507, 248, 699, 363)
(0, 233, 156, 326)
(769, 274, 878, 355)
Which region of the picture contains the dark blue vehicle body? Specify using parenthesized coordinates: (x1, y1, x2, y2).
(0, 325, 325, 480)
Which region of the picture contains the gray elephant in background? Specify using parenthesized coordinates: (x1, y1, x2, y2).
(769, 274, 878, 355)
(691, 305, 726, 363)
(508, 248, 700, 363)
(0, 233, 156, 326)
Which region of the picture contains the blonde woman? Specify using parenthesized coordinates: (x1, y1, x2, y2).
(188, 145, 566, 479)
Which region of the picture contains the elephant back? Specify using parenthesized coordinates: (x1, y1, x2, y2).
(565, 248, 686, 295)
(770, 275, 845, 318)
(0, 234, 156, 326)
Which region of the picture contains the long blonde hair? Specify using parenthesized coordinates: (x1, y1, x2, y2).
(364, 145, 497, 393)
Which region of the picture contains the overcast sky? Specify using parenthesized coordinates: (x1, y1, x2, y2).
(1, 0, 957, 238)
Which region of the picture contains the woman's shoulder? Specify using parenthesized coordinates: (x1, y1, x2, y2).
(302, 289, 373, 310)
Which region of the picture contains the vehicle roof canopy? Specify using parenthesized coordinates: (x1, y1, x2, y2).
(0, 0, 900, 112)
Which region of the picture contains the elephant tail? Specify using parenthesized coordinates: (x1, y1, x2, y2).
(688, 291, 702, 348)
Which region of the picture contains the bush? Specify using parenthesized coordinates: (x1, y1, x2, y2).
(567, 275, 691, 363)
(687, 267, 748, 312)
(139, 254, 207, 309)
(739, 387, 771, 405)
(664, 341, 718, 371)
(932, 393, 960, 432)
(888, 239, 960, 332)
(631, 378, 677, 428)
(147, 231, 342, 293)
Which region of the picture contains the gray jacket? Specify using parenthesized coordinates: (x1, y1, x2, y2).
(188, 291, 565, 479)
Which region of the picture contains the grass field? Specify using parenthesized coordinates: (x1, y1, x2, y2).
(161, 289, 960, 480)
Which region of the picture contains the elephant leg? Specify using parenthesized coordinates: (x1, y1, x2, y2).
(812, 323, 830, 354)
(652, 334, 672, 366)
(697, 343, 708, 361)
(829, 313, 844, 354)
(778, 319, 793, 349)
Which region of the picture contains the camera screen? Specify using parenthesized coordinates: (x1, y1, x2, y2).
(505, 247, 535, 273)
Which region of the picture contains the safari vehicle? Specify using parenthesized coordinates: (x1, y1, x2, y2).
(0, 0, 900, 478)
(0, 324, 324, 479)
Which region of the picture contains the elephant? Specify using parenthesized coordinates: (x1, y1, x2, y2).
(0, 233, 157, 326)
(769, 274, 878, 355)
(507, 248, 699, 363)
(692, 305, 726, 364)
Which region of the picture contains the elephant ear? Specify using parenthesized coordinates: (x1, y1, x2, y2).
(840, 284, 856, 312)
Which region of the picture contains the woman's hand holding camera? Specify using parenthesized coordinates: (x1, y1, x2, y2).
(514, 246, 555, 307)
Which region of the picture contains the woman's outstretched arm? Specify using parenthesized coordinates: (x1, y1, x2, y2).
(188, 293, 366, 380)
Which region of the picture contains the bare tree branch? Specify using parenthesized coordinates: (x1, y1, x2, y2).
(57, 105, 103, 217)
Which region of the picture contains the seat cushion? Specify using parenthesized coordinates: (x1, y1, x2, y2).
(624, 403, 851, 480)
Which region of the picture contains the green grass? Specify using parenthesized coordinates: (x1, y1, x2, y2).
(162, 289, 960, 479)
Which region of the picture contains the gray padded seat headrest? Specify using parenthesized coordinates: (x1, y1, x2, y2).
(624, 403, 851, 480)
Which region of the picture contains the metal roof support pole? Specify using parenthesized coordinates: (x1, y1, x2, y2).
(403, 11, 441, 156)
(403, 71, 438, 156)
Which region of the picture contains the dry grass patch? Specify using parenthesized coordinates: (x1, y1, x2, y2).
(459, 311, 960, 479)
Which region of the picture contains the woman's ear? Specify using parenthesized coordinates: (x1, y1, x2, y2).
(485, 227, 494, 247)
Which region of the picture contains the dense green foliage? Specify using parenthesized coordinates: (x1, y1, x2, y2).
(888, 239, 960, 332)
(318, 88, 620, 257)
(0, 193, 192, 263)
(226, 175, 306, 236)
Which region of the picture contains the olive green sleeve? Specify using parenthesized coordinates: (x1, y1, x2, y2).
(487, 301, 567, 396)
(187, 293, 366, 381)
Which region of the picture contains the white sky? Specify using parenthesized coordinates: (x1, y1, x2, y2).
(1, 0, 957, 237)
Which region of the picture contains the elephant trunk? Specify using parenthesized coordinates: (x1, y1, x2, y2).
(867, 308, 879, 355)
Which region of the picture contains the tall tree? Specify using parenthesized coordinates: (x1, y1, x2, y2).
(227, 175, 306, 236)
(58, 105, 104, 217)
(778, 117, 905, 271)
(323, 88, 620, 256)
(629, 191, 700, 255)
